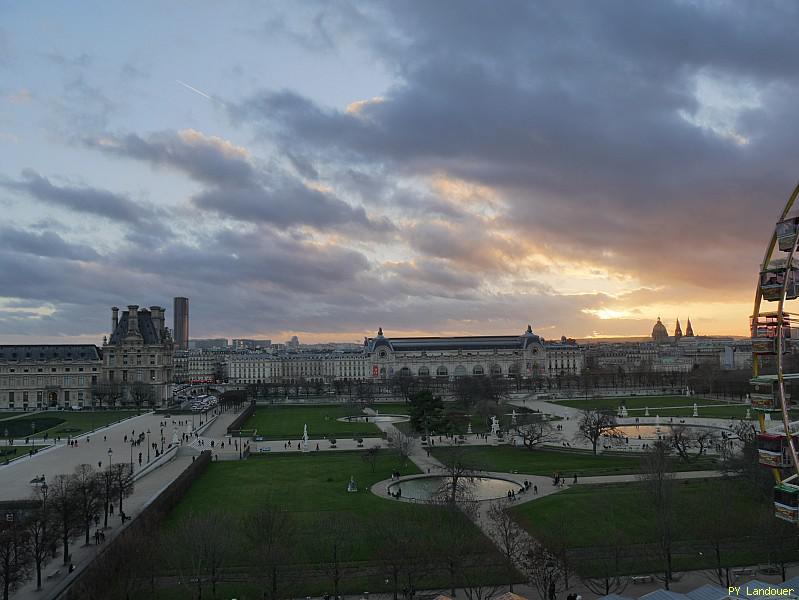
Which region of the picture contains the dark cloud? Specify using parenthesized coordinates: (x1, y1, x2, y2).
(2, 169, 153, 224)
(229, 0, 799, 294)
(0, 226, 99, 261)
(83, 129, 394, 233)
(83, 130, 254, 187)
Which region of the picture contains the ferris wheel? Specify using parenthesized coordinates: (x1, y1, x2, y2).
(752, 183, 799, 523)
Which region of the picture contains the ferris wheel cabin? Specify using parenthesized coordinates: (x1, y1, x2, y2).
(757, 431, 799, 468)
(776, 217, 799, 252)
(750, 313, 799, 353)
(750, 375, 796, 411)
(774, 480, 799, 523)
(760, 258, 799, 301)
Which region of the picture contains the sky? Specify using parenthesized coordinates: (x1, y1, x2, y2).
(1, 0, 797, 345)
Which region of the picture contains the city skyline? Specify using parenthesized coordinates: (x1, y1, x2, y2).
(3, 2, 799, 343)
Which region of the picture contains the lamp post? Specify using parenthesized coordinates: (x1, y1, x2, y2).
(129, 440, 134, 470)
(107, 447, 113, 470)
(146, 428, 151, 462)
(160, 434, 164, 454)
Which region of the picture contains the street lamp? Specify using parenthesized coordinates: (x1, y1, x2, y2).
(146, 429, 151, 462)
(107, 447, 113, 471)
(160, 435, 164, 454)
(129, 440, 134, 469)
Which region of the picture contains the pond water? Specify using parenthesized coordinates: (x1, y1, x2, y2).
(387, 475, 522, 501)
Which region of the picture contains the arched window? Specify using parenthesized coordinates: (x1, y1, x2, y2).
(490, 364, 502, 376)
(472, 365, 485, 376)
(418, 367, 430, 377)
(399, 366, 411, 377)
(436, 366, 448, 377)
(454, 365, 467, 377)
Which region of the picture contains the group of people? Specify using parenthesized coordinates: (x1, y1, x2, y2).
(507, 479, 537, 501)
(552, 472, 577, 487)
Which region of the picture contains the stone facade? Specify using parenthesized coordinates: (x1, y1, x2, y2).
(0, 345, 101, 410)
(102, 305, 174, 406)
(224, 325, 582, 386)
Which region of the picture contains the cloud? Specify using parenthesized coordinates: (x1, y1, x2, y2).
(84, 128, 394, 233)
(1, 169, 155, 225)
(227, 0, 799, 298)
(0, 226, 99, 261)
(83, 129, 254, 187)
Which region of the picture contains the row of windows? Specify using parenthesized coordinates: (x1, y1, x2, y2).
(0, 366, 98, 374)
(0, 375, 97, 387)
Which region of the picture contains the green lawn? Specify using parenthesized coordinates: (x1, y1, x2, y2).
(0, 412, 24, 421)
(555, 395, 711, 410)
(163, 451, 513, 597)
(430, 446, 717, 477)
(553, 396, 760, 420)
(512, 478, 797, 575)
(0, 411, 139, 439)
(241, 405, 383, 440)
(0, 445, 44, 462)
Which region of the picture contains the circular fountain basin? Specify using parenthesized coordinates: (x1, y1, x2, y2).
(386, 475, 522, 501)
(337, 414, 410, 424)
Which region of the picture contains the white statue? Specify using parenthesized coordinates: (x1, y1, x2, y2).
(692, 403, 698, 417)
(347, 476, 358, 493)
(302, 424, 309, 451)
(467, 422, 473, 435)
(746, 408, 751, 420)
(511, 409, 517, 425)
(655, 414, 661, 433)
(490, 416, 500, 437)
(645, 407, 650, 417)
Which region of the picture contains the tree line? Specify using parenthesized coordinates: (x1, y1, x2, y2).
(0, 462, 133, 599)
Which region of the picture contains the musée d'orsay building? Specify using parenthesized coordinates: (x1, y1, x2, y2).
(226, 325, 584, 386)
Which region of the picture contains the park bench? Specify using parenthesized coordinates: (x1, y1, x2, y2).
(733, 568, 755, 581)
(631, 575, 654, 584)
(46, 568, 62, 580)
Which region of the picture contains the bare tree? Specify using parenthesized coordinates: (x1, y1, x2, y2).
(92, 381, 120, 410)
(668, 426, 718, 463)
(487, 502, 526, 591)
(72, 464, 101, 546)
(25, 485, 55, 590)
(524, 540, 565, 600)
(374, 513, 434, 600)
(0, 516, 31, 600)
(127, 382, 155, 413)
(49, 473, 77, 565)
(72, 523, 159, 600)
(434, 446, 480, 506)
(513, 418, 558, 450)
(639, 441, 675, 588)
(109, 463, 134, 517)
(578, 487, 630, 596)
(387, 429, 415, 467)
(361, 444, 381, 473)
(575, 409, 618, 454)
(173, 510, 235, 600)
(317, 515, 360, 599)
(242, 505, 296, 600)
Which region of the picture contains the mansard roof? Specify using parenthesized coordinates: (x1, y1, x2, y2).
(0, 345, 101, 362)
(109, 309, 163, 345)
(365, 327, 561, 353)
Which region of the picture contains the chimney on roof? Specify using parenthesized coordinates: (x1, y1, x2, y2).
(112, 307, 119, 332)
(127, 305, 139, 335)
(150, 306, 164, 338)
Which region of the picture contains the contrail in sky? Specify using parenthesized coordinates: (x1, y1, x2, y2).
(176, 79, 219, 103)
